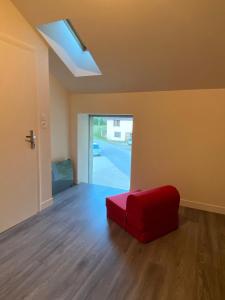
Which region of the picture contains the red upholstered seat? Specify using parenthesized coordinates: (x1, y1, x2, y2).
(106, 191, 132, 228)
(106, 186, 180, 243)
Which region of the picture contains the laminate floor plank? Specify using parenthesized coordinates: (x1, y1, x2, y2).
(0, 184, 224, 300)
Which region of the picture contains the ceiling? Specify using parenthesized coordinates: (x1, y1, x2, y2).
(12, 0, 225, 93)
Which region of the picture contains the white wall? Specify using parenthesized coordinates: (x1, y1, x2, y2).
(107, 119, 133, 141)
(70, 89, 225, 214)
(50, 73, 70, 161)
(77, 114, 89, 183)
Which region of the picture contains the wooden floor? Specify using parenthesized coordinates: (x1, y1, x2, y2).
(0, 184, 225, 300)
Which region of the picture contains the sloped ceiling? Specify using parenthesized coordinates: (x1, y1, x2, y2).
(12, 0, 225, 93)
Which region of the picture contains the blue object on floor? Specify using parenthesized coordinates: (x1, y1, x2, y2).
(52, 159, 74, 195)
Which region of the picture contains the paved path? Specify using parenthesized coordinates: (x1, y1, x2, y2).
(94, 139, 132, 176)
(92, 156, 130, 190)
(92, 139, 132, 190)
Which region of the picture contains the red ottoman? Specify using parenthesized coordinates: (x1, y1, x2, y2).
(106, 191, 133, 228)
(106, 186, 180, 243)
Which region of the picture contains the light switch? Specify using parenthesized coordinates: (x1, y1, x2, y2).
(41, 120, 48, 128)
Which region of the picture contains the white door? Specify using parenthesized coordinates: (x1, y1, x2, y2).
(0, 35, 39, 233)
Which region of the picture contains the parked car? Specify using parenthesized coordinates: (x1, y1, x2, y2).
(127, 138, 132, 145)
(93, 143, 101, 156)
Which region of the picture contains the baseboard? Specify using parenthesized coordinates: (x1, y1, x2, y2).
(40, 197, 54, 211)
(180, 198, 225, 215)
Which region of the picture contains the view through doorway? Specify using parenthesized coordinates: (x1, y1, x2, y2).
(89, 116, 133, 190)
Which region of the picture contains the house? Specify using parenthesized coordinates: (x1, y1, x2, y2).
(106, 117, 133, 142)
(0, 0, 225, 299)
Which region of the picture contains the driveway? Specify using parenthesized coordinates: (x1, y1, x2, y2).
(92, 139, 132, 190)
(94, 139, 132, 176)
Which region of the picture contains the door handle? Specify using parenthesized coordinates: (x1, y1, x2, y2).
(25, 130, 36, 149)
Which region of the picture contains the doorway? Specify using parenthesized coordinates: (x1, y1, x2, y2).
(89, 116, 133, 190)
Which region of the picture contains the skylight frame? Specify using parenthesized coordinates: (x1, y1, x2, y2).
(64, 19, 87, 52)
(36, 19, 102, 77)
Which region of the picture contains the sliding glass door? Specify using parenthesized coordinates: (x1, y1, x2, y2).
(89, 115, 133, 190)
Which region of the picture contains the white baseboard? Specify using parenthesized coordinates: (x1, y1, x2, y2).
(180, 198, 225, 215)
(40, 197, 54, 211)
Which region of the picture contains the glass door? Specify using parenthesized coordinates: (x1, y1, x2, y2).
(89, 115, 133, 190)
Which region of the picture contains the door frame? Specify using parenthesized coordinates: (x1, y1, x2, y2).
(88, 114, 134, 189)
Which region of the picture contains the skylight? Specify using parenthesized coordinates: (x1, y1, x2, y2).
(37, 20, 101, 77)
